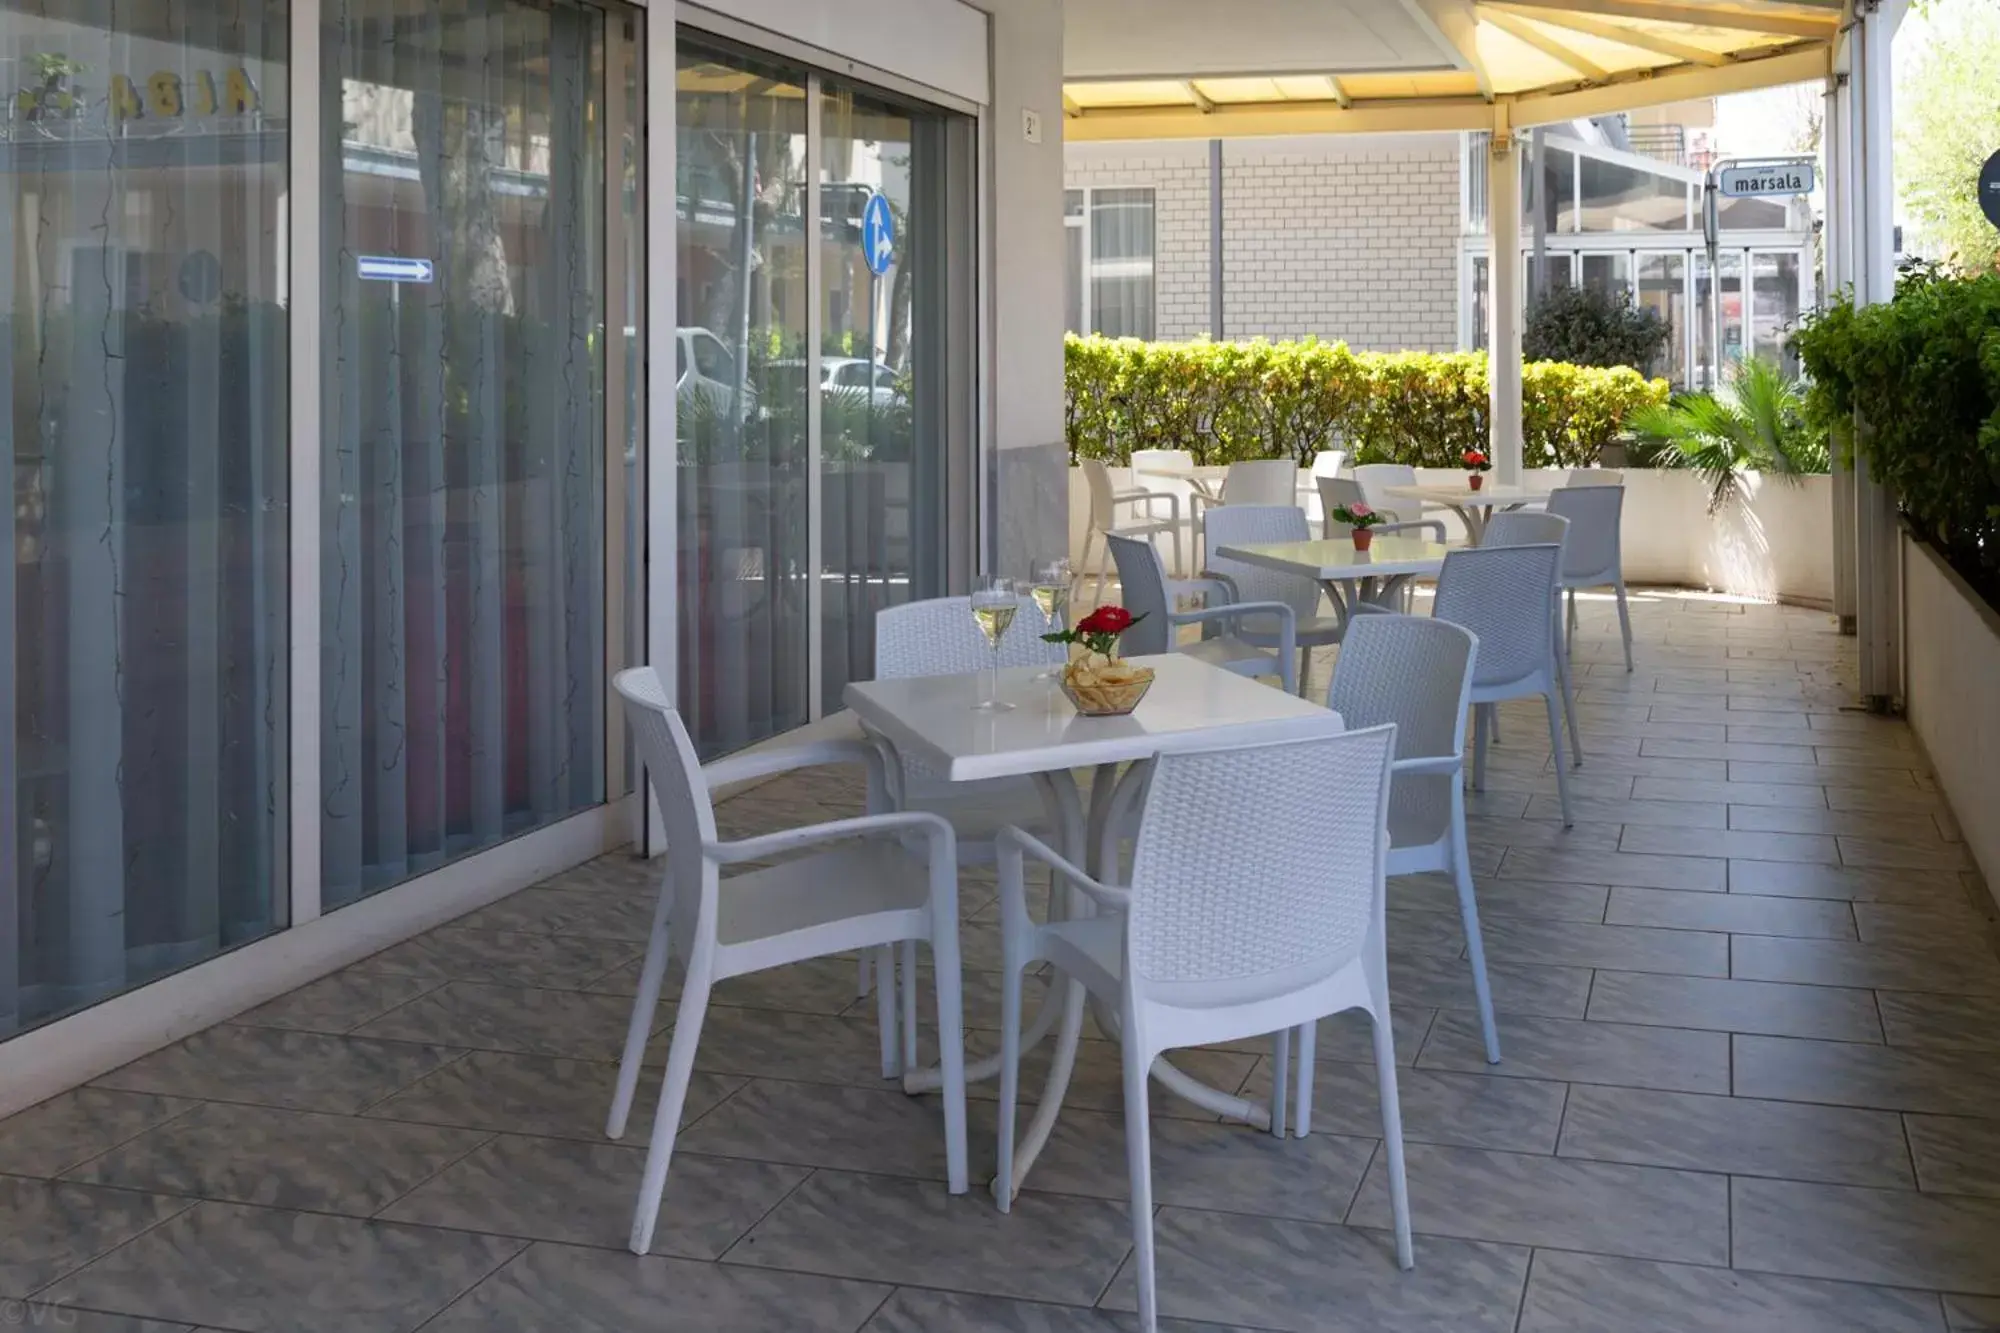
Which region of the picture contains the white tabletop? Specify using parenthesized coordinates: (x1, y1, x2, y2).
(843, 653, 1342, 783)
(1383, 483, 1542, 508)
(1212, 535, 1453, 582)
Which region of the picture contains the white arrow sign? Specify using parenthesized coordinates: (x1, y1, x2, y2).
(357, 255, 435, 284)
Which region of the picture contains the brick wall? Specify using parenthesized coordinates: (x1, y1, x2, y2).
(1064, 136, 1463, 351)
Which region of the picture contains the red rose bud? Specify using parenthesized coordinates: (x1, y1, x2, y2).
(1079, 605, 1133, 634)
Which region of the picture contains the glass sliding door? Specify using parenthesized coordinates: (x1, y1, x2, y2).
(1750, 250, 1801, 375)
(1637, 251, 1687, 386)
(321, 0, 608, 906)
(3, 0, 290, 1032)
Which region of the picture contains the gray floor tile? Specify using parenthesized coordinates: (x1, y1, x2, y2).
(1734, 1177, 2000, 1294)
(1734, 1035, 2000, 1118)
(1419, 1010, 1729, 1093)
(365, 1050, 743, 1141)
(1517, 1249, 1948, 1333)
(382, 1134, 805, 1259)
(229, 969, 443, 1035)
(1499, 845, 1728, 893)
(1015, 1107, 1375, 1224)
(1239, 1057, 1568, 1154)
(1842, 837, 1976, 872)
(0, 1089, 195, 1178)
(1394, 875, 1609, 923)
(1949, 1294, 2000, 1330)
(1466, 819, 1622, 855)
(691, 1009, 918, 1088)
(1346, 1141, 1727, 1264)
(1730, 803, 1923, 836)
(1640, 738, 1819, 763)
(1606, 887, 1857, 939)
(1880, 992, 2000, 1053)
(39, 1201, 524, 1332)
(964, 1032, 1259, 1122)
(1387, 950, 1592, 1019)
(450, 886, 658, 941)
(17, 1313, 200, 1333)
(359, 925, 642, 989)
(1557, 1085, 1913, 1187)
(1383, 908, 1468, 958)
(1476, 915, 1729, 977)
(1620, 824, 1839, 864)
(1731, 760, 1908, 788)
(1907, 1116, 2000, 1198)
(1855, 901, 2000, 946)
(1829, 785, 1956, 814)
(1733, 937, 2000, 995)
(863, 1288, 1238, 1332)
(729, 1170, 1131, 1306)
(677, 1079, 963, 1182)
(1731, 858, 1975, 902)
(1633, 778, 1829, 808)
(92, 1026, 460, 1115)
(0, 1177, 192, 1299)
(1098, 1208, 1528, 1333)
(1585, 971, 1883, 1041)
(65, 1102, 487, 1215)
(426, 1242, 887, 1333)
(352, 981, 658, 1061)
(1523, 795, 1727, 829)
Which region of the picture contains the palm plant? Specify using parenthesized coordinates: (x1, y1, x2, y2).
(1629, 355, 1830, 513)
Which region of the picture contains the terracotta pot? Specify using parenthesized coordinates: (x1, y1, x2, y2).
(1468, 473, 1485, 491)
(1352, 527, 1374, 552)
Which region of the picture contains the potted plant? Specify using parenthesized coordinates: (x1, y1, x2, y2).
(1463, 448, 1491, 491)
(1043, 604, 1154, 716)
(1330, 501, 1385, 551)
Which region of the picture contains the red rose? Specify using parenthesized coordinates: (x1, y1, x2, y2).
(1462, 450, 1487, 465)
(1077, 605, 1134, 635)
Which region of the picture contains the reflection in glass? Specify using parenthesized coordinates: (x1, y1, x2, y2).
(1637, 252, 1687, 386)
(1524, 145, 1575, 234)
(1580, 253, 1630, 298)
(1694, 251, 1746, 390)
(1089, 188, 1155, 339)
(1577, 155, 1690, 231)
(676, 44, 809, 758)
(4, 0, 289, 1031)
(1751, 252, 1801, 375)
(321, 0, 607, 905)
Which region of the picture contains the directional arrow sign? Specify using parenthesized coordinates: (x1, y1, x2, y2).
(357, 255, 435, 284)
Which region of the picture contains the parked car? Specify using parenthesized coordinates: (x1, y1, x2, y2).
(676, 327, 756, 419)
(761, 356, 903, 409)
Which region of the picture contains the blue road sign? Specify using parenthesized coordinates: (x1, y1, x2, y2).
(861, 192, 894, 276)
(357, 255, 435, 284)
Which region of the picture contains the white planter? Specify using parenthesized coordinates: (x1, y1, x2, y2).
(1903, 534, 2000, 905)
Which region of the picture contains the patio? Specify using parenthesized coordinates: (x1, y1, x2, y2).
(1, 591, 1995, 1333)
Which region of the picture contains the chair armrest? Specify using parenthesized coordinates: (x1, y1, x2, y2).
(1191, 570, 1241, 601)
(1348, 602, 1405, 617)
(996, 826, 1131, 912)
(1375, 519, 1447, 542)
(707, 810, 955, 867)
(704, 739, 881, 791)
(1171, 600, 1297, 692)
(1393, 755, 1463, 777)
(1112, 490, 1179, 522)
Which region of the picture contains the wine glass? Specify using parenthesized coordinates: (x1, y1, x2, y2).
(969, 577, 1018, 712)
(1029, 559, 1072, 680)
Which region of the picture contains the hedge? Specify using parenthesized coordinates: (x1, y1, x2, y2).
(1794, 269, 2000, 605)
(1065, 334, 1669, 470)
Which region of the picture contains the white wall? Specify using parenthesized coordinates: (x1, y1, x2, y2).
(1903, 536, 2000, 906)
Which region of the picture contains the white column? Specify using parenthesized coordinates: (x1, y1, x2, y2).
(1487, 128, 1523, 485)
(1824, 75, 1857, 633)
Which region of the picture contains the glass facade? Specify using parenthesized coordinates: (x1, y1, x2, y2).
(1063, 186, 1156, 339)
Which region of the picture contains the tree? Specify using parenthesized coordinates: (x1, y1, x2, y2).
(1897, 0, 2000, 274)
(1523, 284, 1671, 372)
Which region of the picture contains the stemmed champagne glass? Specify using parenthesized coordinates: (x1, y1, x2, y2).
(1029, 559, 1072, 680)
(969, 577, 1018, 712)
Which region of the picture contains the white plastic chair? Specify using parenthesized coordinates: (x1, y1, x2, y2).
(1199, 504, 1346, 694)
(1353, 462, 1419, 523)
(1218, 459, 1300, 507)
(1081, 459, 1181, 602)
(1301, 449, 1350, 524)
(1546, 485, 1633, 672)
(992, 724, 1414, 1333)
(1429, 540, 1581, 826)
(1316, 476, 1446, 544)
(607, 668, 969, 1253)
(1327, 615, 1499, 1064)
(1108, 533, 1298, 692)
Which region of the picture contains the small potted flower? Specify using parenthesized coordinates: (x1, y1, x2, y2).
(1330, 501, 1386, 552)
(1463, 448, 1491, 491)
(1043, 604, 1154, 716)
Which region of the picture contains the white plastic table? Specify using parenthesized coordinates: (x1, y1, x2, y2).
(1382, 482, 1541, 545)
(844, 653, 1343, 1201)
(1133, 461, 1228, 504)
(1212, 534, 1452, 629)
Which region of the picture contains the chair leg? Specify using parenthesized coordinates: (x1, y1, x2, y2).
(1123, 1030, 1161, 1333)
(1168, 522, 1184, 580)
(1450, 799, 1501, 1064)
(855, 952, 871, 1001)
(1269, 1030, 1290, 1138)
(1544, 692, 1575, 828)
(1470, 702, 1488, 792)
(994, 955, 1025, 1213)
(607, 886, 674, 1140)
(1090, 530, 1111, 606)
(875, 945, 900, 1079)
(931, 929, 970, 1196)
(1556, 639, 1583, 769)
(1292, 1021, 1317, 1138)
(1564, 589, 1577, 659)
(1370, 1000, 1415, 1271)
(1297, 645, 1312, 698)
(1614, 578, 1634, 673)
(629, 966, 712, 1255)
(899, 939, 919, 1076)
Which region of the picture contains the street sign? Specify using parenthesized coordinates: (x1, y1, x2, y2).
(1717, 161, 1815, 199)
(357, 255, 435, 284)
(860, 193, 895, 276)
(1980, 149, 2000, 229)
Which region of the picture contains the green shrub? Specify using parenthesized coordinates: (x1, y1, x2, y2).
(1063, 334, 1668, 471)
(1793, 269, 2000, 599)
(1523, 284, 1671, 371)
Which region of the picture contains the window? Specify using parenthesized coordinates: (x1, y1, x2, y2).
(1638, 252, 1688, 385)
(1580, 252, 1631, 297)
(1577, 154, 1690, 232)
(1063, 186, 1157, 339)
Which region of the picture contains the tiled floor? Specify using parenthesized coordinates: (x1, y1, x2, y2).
(3, 591, 1998, 1332)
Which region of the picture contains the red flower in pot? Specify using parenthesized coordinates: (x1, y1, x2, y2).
(1462, 449, 1491, 491)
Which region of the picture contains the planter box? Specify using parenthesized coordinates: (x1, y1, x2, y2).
(1903, 533, 2000, 905)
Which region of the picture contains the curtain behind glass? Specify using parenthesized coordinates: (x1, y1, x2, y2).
(3, 0, 289, 1034)
(321, 0, 606, 907)
(1089, 188, 1154, 340)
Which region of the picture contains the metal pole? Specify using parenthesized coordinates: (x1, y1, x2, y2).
(1704, 177, 1722, 391)
(1529, 127, 1547, 305)
(1209, 138, 1224, 339)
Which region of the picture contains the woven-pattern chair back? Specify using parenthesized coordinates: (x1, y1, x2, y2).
(614, 668, 715, 926)
(1353, 463, 1417, 514)
(1200, 505, 1319, 624)
(1106, 535, 1174, 657)
(1433, 545, 1560, 689)
(1566, 468, 1625, 487)
(1481, 509, 1569, 550)
(1081, 459, 1120, 527)
(1546, 485, 1624, 579)
(1221, 460, 1299, 507)
(1317, 475, 1368, 537)
(875, 596, 1058, 680)
(1126, 725, 1395, 1000)
(1327, 616, 1476, 850)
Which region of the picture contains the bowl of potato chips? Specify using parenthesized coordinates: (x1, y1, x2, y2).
(1058, 656, 1155, 716)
